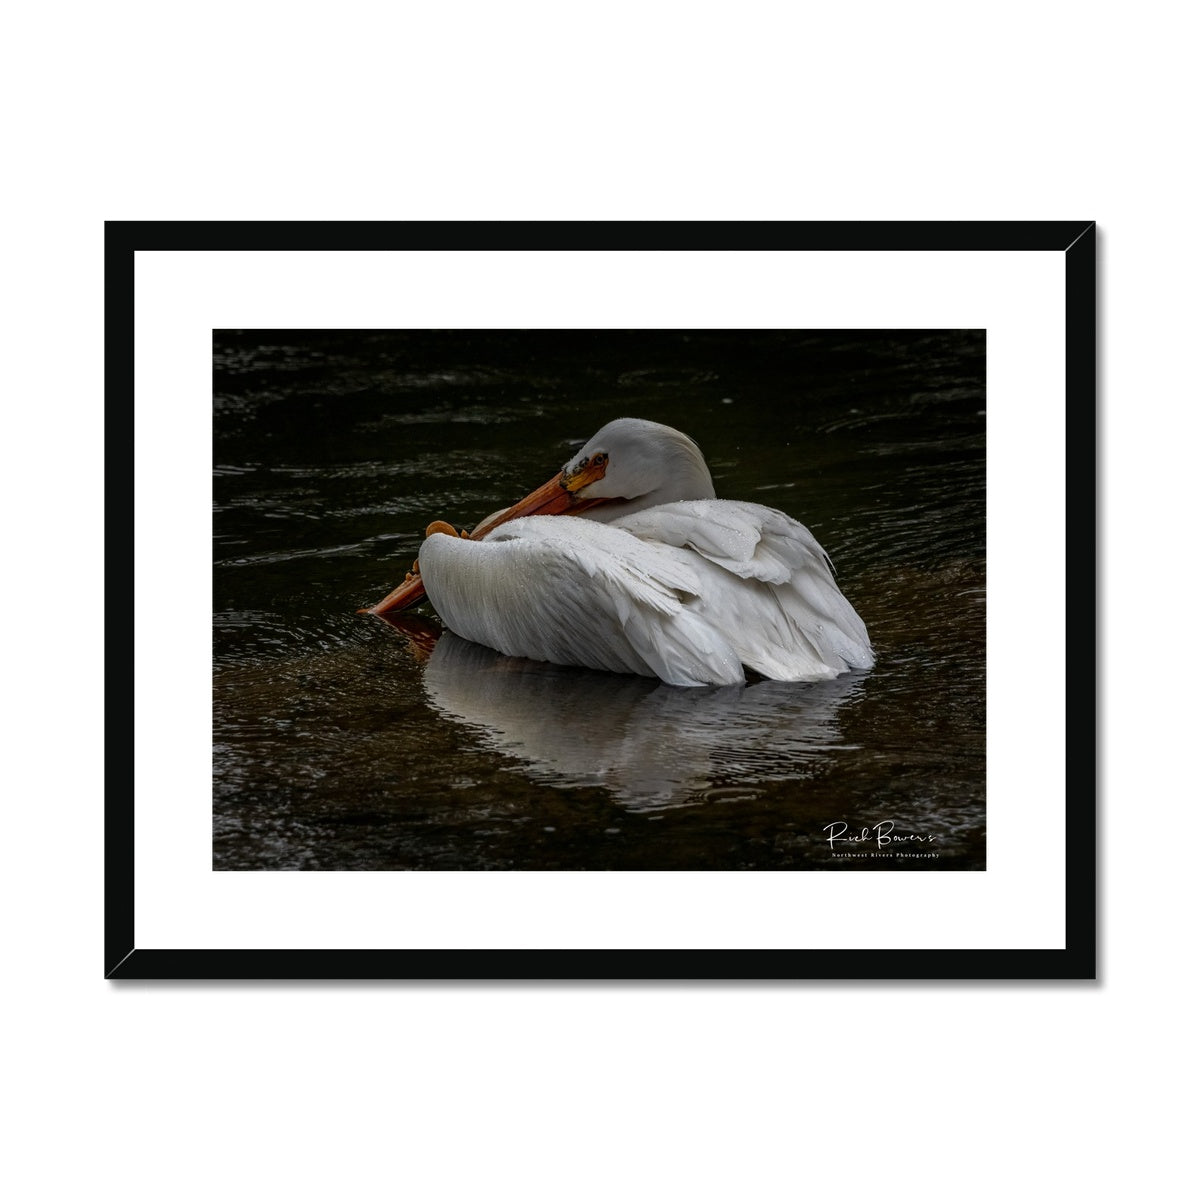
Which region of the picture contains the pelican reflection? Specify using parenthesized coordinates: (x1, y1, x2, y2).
(414, 626, 866, 812)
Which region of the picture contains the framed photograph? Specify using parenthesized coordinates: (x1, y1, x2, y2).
(108, 221, 1095, 979)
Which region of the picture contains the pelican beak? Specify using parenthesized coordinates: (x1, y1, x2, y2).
(361, 470, 606, 616)
(470, 469, 605, 538)
(359, 573, 427, 616)
(560, 455, 608, 496)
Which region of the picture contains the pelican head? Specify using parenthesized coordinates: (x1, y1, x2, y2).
(558, 418, 716, 517)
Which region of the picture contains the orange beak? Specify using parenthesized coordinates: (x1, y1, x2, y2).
(360, 469, 607, 615)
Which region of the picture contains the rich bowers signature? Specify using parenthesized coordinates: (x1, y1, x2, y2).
(823, 820, 937, 850)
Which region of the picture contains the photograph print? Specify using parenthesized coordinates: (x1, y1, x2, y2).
(213, 328, 986, 872)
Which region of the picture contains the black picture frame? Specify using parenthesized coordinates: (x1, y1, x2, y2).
(107, 221, 1096, 981)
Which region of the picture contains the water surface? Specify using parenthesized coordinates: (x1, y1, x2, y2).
(213, 330, 985, 870)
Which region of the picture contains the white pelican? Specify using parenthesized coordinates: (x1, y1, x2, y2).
(363, 418, 873, 687)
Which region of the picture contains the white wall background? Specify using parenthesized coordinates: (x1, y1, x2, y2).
(2, 3, 1190, 1197)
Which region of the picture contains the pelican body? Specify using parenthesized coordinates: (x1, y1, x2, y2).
(364, 418, 873, 687)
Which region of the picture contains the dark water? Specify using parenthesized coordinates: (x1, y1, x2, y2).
(213, 330, 985, 870)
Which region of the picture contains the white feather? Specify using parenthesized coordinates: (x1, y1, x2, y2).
(420, 517, 746, 687)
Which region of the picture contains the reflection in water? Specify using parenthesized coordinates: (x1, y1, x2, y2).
(418, 628, 866, 812)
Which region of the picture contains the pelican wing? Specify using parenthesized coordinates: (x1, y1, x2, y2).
(613, 500, 874, 680)
(419, 516, 747, 686)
